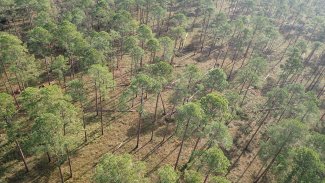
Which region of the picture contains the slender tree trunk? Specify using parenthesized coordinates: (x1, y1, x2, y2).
(305, 47, 317, 63)
(63, 123, 66, 136)
(304, 67, 320, 88)
(15, 140, 29, 172)
(228, 51, 238, 80)
(320, 112, 325, 121)
(140, 56, 144, 68)
(130, 58, 134, 77)
(243, 29, 256, 60)
(131, 93, 136, 108)
(255, 164, 266, 180)
(270, 39, 293, 71)
(200, 14, 211, 52)
(308, 67, 324, 91)
(192, 136, 201, 153)
(208, 45, 214, 57)
(58, 163, 64, 183)
(317, 84, 325, 98)
(203, 169, 211, 183)
(150, 92, 160, 141)
(170, 54, 175, 65)
(66, 148, 72, 178)
(307, 68, 325, 91)
(95, 81, 98, 116)
(181, 134, 202, 171)
(174, 117, 191, 170)
(71, 58, 75, 78)
(81, 103, 87, 142)
(160, 93, 166, 115)
(240, 76, 254, 106)
(241, 45, 256, 69)
(135, 89, 144, 149)
(100, 94, 103, 135)
(300, 111, 308, 122)
(213, 50, 222, 68)
(221, 46, 230, 68)
(275, 94, 294, 124)
(171, 104, 176, 115)
(47, 152, 51, 162)
(245, 109, 271, 150)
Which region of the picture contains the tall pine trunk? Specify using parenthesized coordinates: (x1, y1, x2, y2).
(228, 51, 238, 80)
(58, 163, 64, 183)
(95, 81, 98, 116)
(174, 117, 191, 170)
(150, 92, 160, 141)
(221, 45, 230, 68)
(160, 93, 166, 115)
(66, 148, 72, 178)
(100, 94, 103, 135)
(135, 89, 144, 149)
(240, 76, 254, 106)
(81, 103, 87, 142)
(317, 84, 325, 98)
(47, 152, 51, 162)
(15, 140, 29, 172)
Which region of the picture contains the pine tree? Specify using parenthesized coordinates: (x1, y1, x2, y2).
(93, 153, 148, 183)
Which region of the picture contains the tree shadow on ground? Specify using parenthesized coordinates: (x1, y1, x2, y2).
(126, 113, 155, 137)
(146, 143, 180, 176)
(7, 156, 55, 183)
